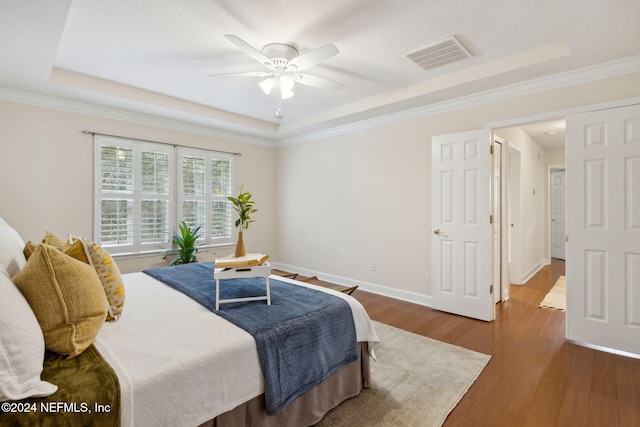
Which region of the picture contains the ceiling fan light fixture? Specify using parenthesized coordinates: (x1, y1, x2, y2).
(280, 75, 295, 99)
(217, 35, 342, 117)
(259, 77, 275, 96)
(259, 76, 295, 99)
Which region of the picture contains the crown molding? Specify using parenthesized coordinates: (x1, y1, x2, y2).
(2, 54, 640, 148)
(276, 55, 640, 146)
(0, 87, 277, 147)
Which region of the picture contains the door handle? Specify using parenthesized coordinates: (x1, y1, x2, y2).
(433, 228, 441, 235)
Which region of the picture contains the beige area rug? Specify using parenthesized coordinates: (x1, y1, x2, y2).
(539, 275, 566, 311)
(314, 321, 491, 427)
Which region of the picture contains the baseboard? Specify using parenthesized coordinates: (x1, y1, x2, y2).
(520, 259, 549, 284)
(271, 262, 432, 308)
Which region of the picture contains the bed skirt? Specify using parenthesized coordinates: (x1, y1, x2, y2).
(199, 342, 370, 427)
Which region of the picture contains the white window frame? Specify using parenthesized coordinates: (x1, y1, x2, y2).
(93, 135, 235, 255)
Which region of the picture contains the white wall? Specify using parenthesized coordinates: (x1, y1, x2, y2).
(0, 101, 277, 273)
(274, 72, 640, 303)
(545, 149, 565, 167)
(2, 71, 640, 299)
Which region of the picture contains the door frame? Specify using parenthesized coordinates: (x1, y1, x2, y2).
(493, 136, 511, 302)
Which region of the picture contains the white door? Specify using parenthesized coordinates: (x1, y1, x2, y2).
(432, 129, 494, 321)
(566, 104, 640, 355)
(550, 170, 566, 260)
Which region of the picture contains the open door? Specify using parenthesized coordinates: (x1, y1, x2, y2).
(431, 129, 494, 321)
(566, 103, 640, 355)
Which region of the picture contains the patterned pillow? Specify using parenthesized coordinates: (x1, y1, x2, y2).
(12, 244, 107, 358)
(66, 237, 125, 322)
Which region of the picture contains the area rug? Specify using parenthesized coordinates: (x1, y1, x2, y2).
(539, 275, 566, 311)
(314, 321, 491, 427)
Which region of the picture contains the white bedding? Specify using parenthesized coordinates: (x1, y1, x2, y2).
(94, 272, 379, 427)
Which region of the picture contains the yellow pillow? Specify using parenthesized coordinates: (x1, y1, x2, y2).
(63, 238, 89, 264)
(12, 244, 107, 358)
(23, 241, 38, 260)
(42, 231, 66, 248)
(66, 237, 125, 322)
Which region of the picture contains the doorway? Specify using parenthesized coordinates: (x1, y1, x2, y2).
(496, 119, 566, 286)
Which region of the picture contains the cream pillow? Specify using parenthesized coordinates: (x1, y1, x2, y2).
(0, 267, 58, 401)
(0, 216, 27, 277)
(12, 244, 108, 358)
(67, 237, 125, 322)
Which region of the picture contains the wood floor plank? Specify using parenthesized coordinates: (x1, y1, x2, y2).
(616, 365, 640, 427)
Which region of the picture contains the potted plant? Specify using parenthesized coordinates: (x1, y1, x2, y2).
(228, 185, 257, 257)
(162, 221, 206, 265)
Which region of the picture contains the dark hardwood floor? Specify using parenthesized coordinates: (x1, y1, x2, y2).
(274, 260, 640, 426)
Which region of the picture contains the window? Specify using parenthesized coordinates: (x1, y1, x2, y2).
(177, 146, 234, 243)
(94, 135, 234, 254)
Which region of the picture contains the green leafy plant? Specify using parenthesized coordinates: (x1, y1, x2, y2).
(162, 221, 206, 265)
(228, 185, 257, 231)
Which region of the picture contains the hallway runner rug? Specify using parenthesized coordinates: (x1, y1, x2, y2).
(539, 275, 566, 311)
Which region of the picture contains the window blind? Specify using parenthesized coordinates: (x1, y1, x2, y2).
(94, 135, 234, 254)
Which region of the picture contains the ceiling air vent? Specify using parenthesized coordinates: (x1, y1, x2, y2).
(405, 36, 471, 71)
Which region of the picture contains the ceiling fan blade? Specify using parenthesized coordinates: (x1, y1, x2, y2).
(224, 34, 270, 66)
(288, 44, 339, 71)
(292, 73, 343, 91)
(209, 71, 272, 78)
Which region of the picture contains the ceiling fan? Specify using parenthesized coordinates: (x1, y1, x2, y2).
(210, 35, 343, 118)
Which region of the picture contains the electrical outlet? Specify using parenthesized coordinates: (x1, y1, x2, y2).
(427, 271, 432, 281)
(369, 262, 376, 272)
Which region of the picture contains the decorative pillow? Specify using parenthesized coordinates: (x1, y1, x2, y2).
(0, 216, 27, 277)
(65, 237, 125, 322)
(63, 238, 89, 264)
(23, 241, 38, 260)
(12, 244, 108, 358)
(42, 231, 66, 248)
(0, 267, 58, 401)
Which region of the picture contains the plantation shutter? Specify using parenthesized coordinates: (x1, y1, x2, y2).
(95, 136, 174, 253)
(177, 147, 234, 245)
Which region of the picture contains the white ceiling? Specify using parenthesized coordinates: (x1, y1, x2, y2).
(519, 119, 566, 150)
(1, 0, 639, 141)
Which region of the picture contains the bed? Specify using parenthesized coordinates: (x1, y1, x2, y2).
(0, 217, 379, 427)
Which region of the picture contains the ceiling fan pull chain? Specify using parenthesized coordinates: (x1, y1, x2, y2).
(275, 80, 283, 118)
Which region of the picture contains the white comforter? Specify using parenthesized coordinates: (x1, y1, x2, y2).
(94, 272, 379, 427)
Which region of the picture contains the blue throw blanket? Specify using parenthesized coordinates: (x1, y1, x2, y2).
(143, 262, 358, 415)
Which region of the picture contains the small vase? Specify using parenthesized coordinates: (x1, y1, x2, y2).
(234, 231, 246, 258)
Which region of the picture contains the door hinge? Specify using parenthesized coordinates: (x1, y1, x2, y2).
(490, 284, 493, 294)
(490, 145, 493, 155)
(490, 214, 493, 224)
